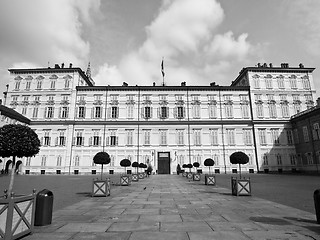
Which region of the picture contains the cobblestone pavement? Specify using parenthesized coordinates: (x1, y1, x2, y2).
(24, 175, 320, 240)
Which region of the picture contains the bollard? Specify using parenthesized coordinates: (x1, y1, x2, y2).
(314, 189, 320, 224)
(35, 189, 54, 226)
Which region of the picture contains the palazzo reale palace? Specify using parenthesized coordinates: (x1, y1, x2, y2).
(1, 62, 318, 175)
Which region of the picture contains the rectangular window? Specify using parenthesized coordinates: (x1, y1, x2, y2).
(290, 154, 296, 165)
(50, 81, 56, 89)
(37, 81, 42, 89)
(303, 126, 309, 142)
(111, 106, 118, 119)
(41, 156, 46, 166)
(46, 107, 54, 118)
(210, 129, 218, 145)
(26, 81, 31, 90)
(95, 106, 101, 118)
(144, 130, 151, 145)
(76, 131, 84, 146)
(271, 129, 280, 145)
(160, 130, 167, 145)
(61, 107, 68, 118)
(126, 130, 133, 145)
(259, 129, 267, 145)
(160, 106, 168, 119)
(294, 104, 301, 114)
(294, 129, 300, 144)
(313, 123, 320, 140)
(193, 105, 201, 118)
(286, 129, 294, 145)
(177, 129, 184, 145)
(302, 78, 310, 89)
(194, 129, 201, 146)
(57, 156, 62, 166)
(241, 104, 249, 118)
(253, 78, 260, 88)
(277, 78, 284, 89)
(22, 107, 27, 115)
(225, 104, 233, 118)
(127, 105, 134, 119)
(277, 154, 282, 165)
(78, 106, 85, 118)
(64, 79, 70, 88)
(44, 131, 51, 146)
(144, 106, 151, 119)
(208, 105, 217, 118)
(177, 106, 184, 119)
(281, 105, 289, 118)
(269, 104, 277, 118)
(226, 129, 235, 145)
(59, 131, 66, 146)
(15, 81, 20, 90)
(32, 107, 38, 118)
(290, 78, 297, 89)
(263, 154, 268, 165)
(265, 78, 273, 89)
(256, 104, 264, 118)
(93, 136, 100, 146)
(243, 129, 252, 145)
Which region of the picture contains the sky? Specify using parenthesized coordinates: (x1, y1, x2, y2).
(1, 0, 320, 98)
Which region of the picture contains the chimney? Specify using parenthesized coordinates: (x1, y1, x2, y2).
(54, 64, 60, 69)
(122, 82, 128, 87)
(61, 63, 64, 68)
(210, 82, 216, 86)
(181, 82, 186, 86)
(299, 63, 304, 68)
(153, 82, 156, 86)
(317, 97, 320, 107)
(263, 63, 267, 68)
(257, 63, 261, 67)
(69, 63, 73, 68)
(269, 63, 273, 68)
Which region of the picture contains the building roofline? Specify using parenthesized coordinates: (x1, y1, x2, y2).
(290, 105, 320, 121)
(232, 66, 315, 86)
(76, 85, 250, 92)
(0, 105, 30, 124)
(8, 67, 94, 87)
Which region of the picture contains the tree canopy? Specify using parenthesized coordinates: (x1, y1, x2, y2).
(93, 152, 111, 165)
(0, 124, 40, 158)
(230, 152, 249, 165)
(120, 159, 131, 167)
(193, 162, 200, 168)
(132, 161, 139, 168)
(204, 158, 215, 167)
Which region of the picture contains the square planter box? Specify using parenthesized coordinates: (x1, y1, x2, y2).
(92, 179, 110, 197)
(131, 174, 139, 182)
(120, 175, 131, 186)
(205, 174, 216, 185)
(138, 173, 145, 179)
(182, 172, 187, 177)
(186, 172, 193, 179)
(0, 192, 36, 240)
(193, 173, 201, 181)
(231, 177, 251, 196)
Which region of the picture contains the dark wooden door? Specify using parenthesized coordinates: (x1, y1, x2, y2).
(157, 152, 170, 174)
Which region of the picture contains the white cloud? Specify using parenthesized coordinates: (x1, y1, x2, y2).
(0, 0, 100, 67)
(94, 0, 255, 87)
(207, 32, 251, 60)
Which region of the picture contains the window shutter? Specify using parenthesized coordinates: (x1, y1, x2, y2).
(157, 107, 160, 118)
(59, 107, 62, 118)
(76, 107, 79, 118)
(83, 107, 86, 118)
(106, 137, 109, 146)
(150, 107, 153, 118)
(40, 137, 44, 146)
(52, 107, 55, 118)
(141, 107, 145, 118)
(166, 107, 169, 118)
(116, 107, 119, 118)
(99, 137, 102, 146)
(108, 107, 111, 119)
(48, 137, 51, 146)
(116, 136, 119, 146)
(173, 107, 177, 118)
(55, 137, 58, 146)
(81, 137, 84, 146)
(91, 107, 94, 119)
(72, 137, 76, 146)
(89, 137, 92, 146)
(66, 107, 69, 118)
(44, 107, 47, 118)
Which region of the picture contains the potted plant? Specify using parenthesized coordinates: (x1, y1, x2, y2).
(138, 163, 145, 179)
(131, 161, 139, 182)
(92, 152, 111, 197)
(182, 164, 187, 177)
(230, 151, 251, 196)
(204, 158, 216, 185)
(120, 159, 131, 186)
(192, 162, 201, 181)
(0, 124, 40, 239)
(176, 164, 181, 175)
(186, 163, 193, 179)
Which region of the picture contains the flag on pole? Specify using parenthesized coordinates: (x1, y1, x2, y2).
(161, 59, 165, 77)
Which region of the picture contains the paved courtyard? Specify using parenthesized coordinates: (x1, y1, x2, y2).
(23, 174, 320, 240)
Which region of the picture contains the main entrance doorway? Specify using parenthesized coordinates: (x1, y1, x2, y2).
(157, 152, 170, 174)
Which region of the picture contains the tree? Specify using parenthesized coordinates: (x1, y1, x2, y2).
(230, 151, 249, 178)
(0, 124, 40, 196)
(193, 162, 200, 173)
(204, 158, 215, 174)
(186, 163, 193, 172)
(120, 159, 131, 174)
(93, 152, 110, 180)
(132, 161, 139, 174)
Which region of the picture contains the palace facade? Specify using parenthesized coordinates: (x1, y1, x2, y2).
(2, 62, 318, 174)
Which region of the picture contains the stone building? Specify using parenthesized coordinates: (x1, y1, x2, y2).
(3, 62, 317, 175)
(290, 98, 320, 173)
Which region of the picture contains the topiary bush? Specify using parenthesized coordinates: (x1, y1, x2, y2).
(230, 151, 249, 178)
(93, 152, 111, 180)
(204, 158, 215, 174)
(120, 159, 131, 174)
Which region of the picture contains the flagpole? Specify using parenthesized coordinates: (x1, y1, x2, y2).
(161, 57, 165, 86)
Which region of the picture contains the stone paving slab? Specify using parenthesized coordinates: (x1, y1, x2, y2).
(24, 175, 320, 240)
